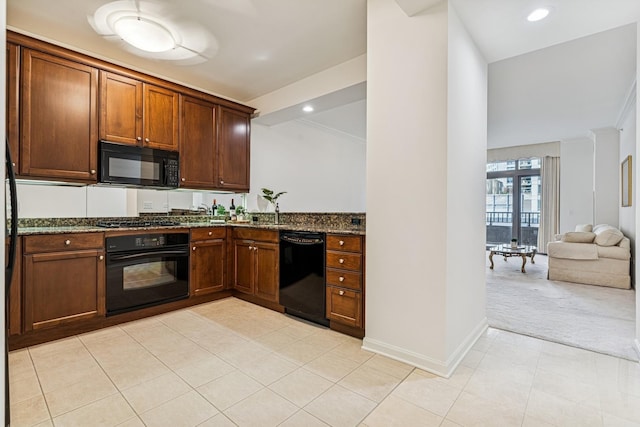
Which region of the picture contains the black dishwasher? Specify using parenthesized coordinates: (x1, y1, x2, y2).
(279, 231, 329, 326)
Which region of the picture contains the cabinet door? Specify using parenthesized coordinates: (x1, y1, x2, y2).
(99, 71, 143, 145)
(6, 42, 19, 173)
(143, 83, 179, 151)
(6, 237, 22, 336)
(217, 106, 250, 191)
(21, 49, 98, 182)
(191, 239, 225, 296)
(23, 249, 105, 331)
(180, 96, 217, 188)
(326, 286, 362, 328)
(233, 240, 254, 294)
(254, 242, 278, 302)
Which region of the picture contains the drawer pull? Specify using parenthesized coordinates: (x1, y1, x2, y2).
(248, 246, 253, 250)
(339, 258, 344, 264)
(339, 290, 345, 296)
(339, 240, 345, 246)
(64, 239, 71, 245)
(99, 255, 104, 260)
(192, 246, 196, 251)
(90, 169, 96, 175)
(220, 180, 225, 185)
(181, 178, 186, 182)
(145, 138, 150, 143)
(208, 231, 212, 236)
(339, 276, 345, 282)
(136, 136, 142, 141)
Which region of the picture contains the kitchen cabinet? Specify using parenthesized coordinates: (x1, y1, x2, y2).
(190, 227, 226, 296)
(6, 42, 19, 171)
(100, 71, 179, 151)
(232, 228, 279, 302)
(217, 106, 250, 192)
(20, 48, 99, 182)
(23, 233, 105, 331)
(325, 234, 365, 330)
(180, 96, 218, 188)
(6, 237, 22, 336)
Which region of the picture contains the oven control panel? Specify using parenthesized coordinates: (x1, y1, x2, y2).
(135, 235, 165, 248)
(106, 233, 189, 253)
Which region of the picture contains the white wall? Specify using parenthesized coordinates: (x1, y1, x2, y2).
(635, 25, 640, 359)
(593, 128, 620, 227)
(246, 121, 366, 213)
(559, 137, 594, 232)
(364, 0, 486, 376)
(446, 3, 488, 359)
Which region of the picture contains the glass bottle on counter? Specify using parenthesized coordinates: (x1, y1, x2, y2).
(212, 199, 217, 216)
(229, 198, 237, 221)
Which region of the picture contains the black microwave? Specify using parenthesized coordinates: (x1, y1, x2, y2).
(99, 141, 179, 188)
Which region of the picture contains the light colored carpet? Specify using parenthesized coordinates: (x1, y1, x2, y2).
(486, 251, 638, 361)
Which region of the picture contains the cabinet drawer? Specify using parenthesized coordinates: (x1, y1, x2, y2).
(232, 227, 278, 243)
(326, 269, 362, 291)
(24, 233, 104, 254)
(326, 235, 362, 252)
(326, 251, 362, 271)
(326, 286, 362, 328)
(191, 227, 226, 241)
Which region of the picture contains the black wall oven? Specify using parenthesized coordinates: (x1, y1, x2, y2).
(105, 232, 189, 316)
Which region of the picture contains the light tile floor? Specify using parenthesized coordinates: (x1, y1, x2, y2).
(8, 297, 640, 427)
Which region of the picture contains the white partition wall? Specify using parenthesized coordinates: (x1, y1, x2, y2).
(364, 0, 487, 376)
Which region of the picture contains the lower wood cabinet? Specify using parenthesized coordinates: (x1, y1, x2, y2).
(23, 233, 105, 331)
(190, 228, 226, 296)
(325, 234, 365, 330)
(232, 228, 279, 302)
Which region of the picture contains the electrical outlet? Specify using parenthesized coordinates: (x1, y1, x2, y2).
(351, 218, 362, 225)
(143, 201, 153, 210)
(252, 216, 259, 223)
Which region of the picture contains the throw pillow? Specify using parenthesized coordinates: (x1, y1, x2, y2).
(593, 227, 624, 247)
(574, 224, 593, 232)
(561, 231, 596, 243)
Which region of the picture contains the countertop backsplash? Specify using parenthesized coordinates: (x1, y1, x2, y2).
(13, 212, 366, 232)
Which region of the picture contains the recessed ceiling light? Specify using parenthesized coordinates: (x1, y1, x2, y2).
(113, 16, 175, 53)
(527, 8, 550, 22)
(302, 105, 314, 113)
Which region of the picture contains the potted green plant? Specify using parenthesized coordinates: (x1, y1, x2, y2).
(261, 188, 287, 208)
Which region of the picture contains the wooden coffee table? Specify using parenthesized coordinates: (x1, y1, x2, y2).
(489, 245, 537, 273)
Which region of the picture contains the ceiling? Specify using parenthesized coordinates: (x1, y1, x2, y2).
(6, 0, 640, 145)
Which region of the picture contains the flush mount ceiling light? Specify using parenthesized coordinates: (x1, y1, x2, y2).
(89, 0, 218, 64)
(527, 7, 550, 22)
(112, 16, 175, 53)
(302, 105, 314, 113)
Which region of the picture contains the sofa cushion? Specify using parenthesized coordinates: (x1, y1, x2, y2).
(597, 245, 631, 260)
(547, 241, 598, 260)
(561, 231, 596, 243)
(575, 224, 593, 232)
(593, 225, 624, 247)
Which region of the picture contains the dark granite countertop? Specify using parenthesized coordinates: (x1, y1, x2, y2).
(17, 222, 365, 236)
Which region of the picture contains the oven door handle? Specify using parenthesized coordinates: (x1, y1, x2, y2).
(109, 250, 189, 261)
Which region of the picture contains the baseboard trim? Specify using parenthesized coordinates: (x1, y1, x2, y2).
(634, 338, 640, 360)
(362, 318, 488, 378)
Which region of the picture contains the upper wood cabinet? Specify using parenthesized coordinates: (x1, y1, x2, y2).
(180, 96, 217, 188)
(6, 42, 19, 172)
(20, 48, 99, 182)
(217, 106, 250, 192)
(100, 71, 179, 151)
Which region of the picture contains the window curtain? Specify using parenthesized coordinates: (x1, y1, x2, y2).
(538, 156, 560, 253)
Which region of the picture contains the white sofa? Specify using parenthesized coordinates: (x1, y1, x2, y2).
(546, 224, 631, 289)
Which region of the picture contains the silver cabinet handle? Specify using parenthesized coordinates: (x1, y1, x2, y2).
(145, 138, 150, 142)
(339, 258, 344, 264)
(339, 240, 345, 246)
(339, 290, 345, 296)
(99, 255, 104, 260)
(90, 169, 96, 175)
(192, 246, 196, 251)
(181, 178, 186, 182)
(136, 136, 142, 141)
(64, 239, 71, 245)
(339, 276, 345, 282)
